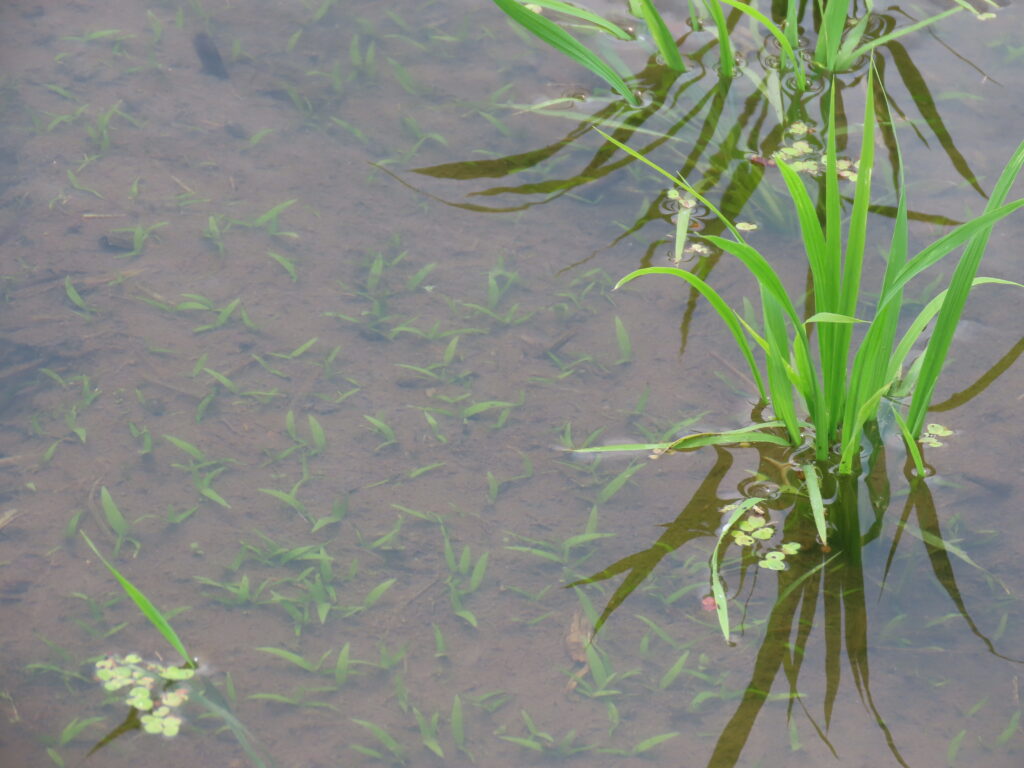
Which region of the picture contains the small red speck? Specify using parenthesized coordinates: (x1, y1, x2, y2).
(748, 154, 776, 168)
(701, 595, 718, 612)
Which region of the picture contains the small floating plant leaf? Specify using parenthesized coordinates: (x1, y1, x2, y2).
(732, 532, 755, 547)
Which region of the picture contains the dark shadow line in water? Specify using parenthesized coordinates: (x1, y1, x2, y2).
(81, 707, 142, 763)
(929, 335, 1024, 412)
(904, 468, 1024, 664)
(566, 446, 734, 634)
(866, 202, 963, 226)
(908, 7, 1002, 87)
(370, 161, 534, 213)
(878, 480, 916, 600)
(883, 38, 986, 198)
(577, 437, 923, 766)
(822, 478, 911, 766)
(408, 62, 707, 207)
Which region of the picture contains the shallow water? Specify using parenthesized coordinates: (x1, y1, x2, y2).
(1, 1, 1022, 767)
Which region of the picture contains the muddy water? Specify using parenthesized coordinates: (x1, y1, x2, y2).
(1, 1, 1022, 767)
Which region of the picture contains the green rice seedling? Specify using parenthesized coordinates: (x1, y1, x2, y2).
(64, 276, 93, 314)
(635, 614, 684, 652)
(587, 69, 1024, 481)
(97, 486, 141, 558)
(330, 116, 369, 144)
(255, 644, 357, 686)
(127, 422, 152, 455)
(80, 532, 194, 665)
(351, 720, 406, 764)
(247, 686, 340, 711)
(505, 529, 614, 570)
(394, 335, 472, 385)
(412, 706, 444, 758)
(203, 215, 226, 256)
(50, 716, 106, 757)
(233, 199, 298, 237)
(25, 640, 95, 690)
(65, 168, 102, 198)
(228, 530, 323, 570)
(86, 102, 122, 154)
(307, 59, 345, 93)
(466, 690, 510, 713)
(450, 694, 471, 759)
(572, 640, 643, 700)
(105, 221, 167, 258)
(349, 33, 378, 81)
(146, 10, 163, 45)
(387, 57, 423, 96)
(259, 482, 309, 520)
(309, 495, 350, 532)
(162, 434, 233, 508)
(613, 316, 632, 365)
(658, 649, 692, 690)
(486, 452, 533, 503)
(195, 573, 273, 606)
(499, 709, 599, 755)
(266, 250, 297, 280)
(363, 414, 397, 451)
(173, 293, 254, 333)
(441, 526, 489, 627)
(432, 624, 449, 659)
(43, 103, 88, 132)
(461, 391, 526, 428)
(70, 591, 129, 640)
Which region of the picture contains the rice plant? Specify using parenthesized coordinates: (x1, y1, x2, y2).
(491, 0, 684, 107)
(587, 68, 1024, 479)
(810, 0, 991, 74)
(491, 0, 995, 103)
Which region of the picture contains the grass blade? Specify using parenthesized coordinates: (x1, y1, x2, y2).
(80, 531, 193, 665)
(492, 0, 639, 105)
(634, 0, 684, 71)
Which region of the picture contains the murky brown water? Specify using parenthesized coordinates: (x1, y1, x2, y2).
(1, 1, 1022, 767)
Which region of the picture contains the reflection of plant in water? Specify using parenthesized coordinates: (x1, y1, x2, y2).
(571, 433, 1019, 767)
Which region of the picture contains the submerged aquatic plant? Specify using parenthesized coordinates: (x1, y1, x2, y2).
(591, 69, 1024, 482)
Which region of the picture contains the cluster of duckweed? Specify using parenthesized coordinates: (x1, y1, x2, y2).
(94, 654, 195, 737)
(774, 121, 860, 180)
(728, 507, 802, 571)
(919, 423, 954, 448)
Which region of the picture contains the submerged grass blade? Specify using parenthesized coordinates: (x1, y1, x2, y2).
(616, 266, 765, 399)
(710, 497, 764, 640)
